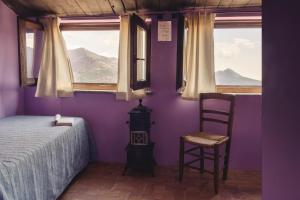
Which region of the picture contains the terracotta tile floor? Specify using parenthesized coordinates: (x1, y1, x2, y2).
(59, 163, 261, 200)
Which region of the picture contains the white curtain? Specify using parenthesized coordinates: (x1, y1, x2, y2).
(182, 12, 216, 100)
(35, 16, 74, 97)
(116, 15, 145, 101)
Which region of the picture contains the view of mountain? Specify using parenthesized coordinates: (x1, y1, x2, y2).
(27, 47, 261, 86)
(68, 48, 118, 83)
(215, 68, 261, 86)
(69, 48, 261, 86)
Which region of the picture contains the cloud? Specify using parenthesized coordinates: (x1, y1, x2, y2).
(62, 30, 120, 57)
(26, 33, 35, 48)
(215, 38, 257, 58)
(234, 38, 256, 48)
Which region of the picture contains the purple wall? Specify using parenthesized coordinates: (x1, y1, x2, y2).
(0, 1, 24, 118)
(24, 16, 261, 170)
(263, 1, 300, 199)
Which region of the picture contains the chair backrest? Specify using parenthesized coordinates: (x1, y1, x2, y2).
(199, 93, 235, 137)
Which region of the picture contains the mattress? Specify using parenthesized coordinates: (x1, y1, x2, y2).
(0, 115, 90, 200)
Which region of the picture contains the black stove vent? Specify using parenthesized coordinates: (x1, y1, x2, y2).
(128, 99, 152, 145)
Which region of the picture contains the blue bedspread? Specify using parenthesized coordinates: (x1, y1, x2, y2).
(0, 116, 90, 200)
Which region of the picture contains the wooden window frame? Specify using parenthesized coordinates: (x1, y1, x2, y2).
(176, 13, 262, 94)
(130, 14, 151, 90)
(18, 17, 43, 86)
(216, 85, 261, 94)
(176, 14, 185, 91)
(60, 21, 120, 92)
(73, 83, 117, 92)
(214, 16, 261, 94)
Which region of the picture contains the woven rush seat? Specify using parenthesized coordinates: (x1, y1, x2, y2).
(184, 132, 229, 147)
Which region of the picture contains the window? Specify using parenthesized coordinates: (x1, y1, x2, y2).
(18, 18, 43, 86)
(214, 27, 261, 93)
(130, 14, 151, 90)
(214, 15, 261, 93)
(18, 17, 152, 92)
(61, 19, 120, 91)
(176, 14, 262, 93)
(61, 16, 151, 92)
(25, 32, 34, 78)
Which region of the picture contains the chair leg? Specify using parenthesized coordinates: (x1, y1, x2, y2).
(223, 142, 231, 181)
(178, 136, 185, 182)
(214, 145, 220, 194)
(200, 146, 204, 174)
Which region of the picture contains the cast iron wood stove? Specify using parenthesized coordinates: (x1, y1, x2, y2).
(123, 99, 155, 176)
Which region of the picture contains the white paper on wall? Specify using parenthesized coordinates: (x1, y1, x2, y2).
(157, 21, 172, 41)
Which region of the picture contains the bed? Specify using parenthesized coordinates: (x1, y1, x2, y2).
(0, 115, 90, 200)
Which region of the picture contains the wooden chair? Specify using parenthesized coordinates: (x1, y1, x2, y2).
(178, 93, 235, 194)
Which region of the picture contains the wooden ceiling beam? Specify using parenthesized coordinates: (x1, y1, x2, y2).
(195, 0, 207, 8)
(120, 0, 135, 11)
(73, 0, 88, 15)
(134, 0, 138, 12)
(107, 0, 117, 15)
(120, 0, 127, 13)
(218, 0, 233, 8)
(2, 0, 262, 17)
(217, 0, 222, 8)
(231, 0, 251, 8)
(247, 0, 261, 7)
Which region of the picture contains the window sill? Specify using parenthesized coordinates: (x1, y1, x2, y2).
(73, 83, 116, 93)
(73, 89, 116, 93)
(73, 83, 117, 93)
(176, 86, 262, 95)
(216, 85, 262, 94)
(73, 83, 153, 95)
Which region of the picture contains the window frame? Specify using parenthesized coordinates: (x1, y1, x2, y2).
(60, 20, 120, 92)
(130, 14, 151, 90)
(176, 13, 262, 94)
(176, 14, 185, 91)
(214, 16, 261, 93)
(18, 17, 43, 86)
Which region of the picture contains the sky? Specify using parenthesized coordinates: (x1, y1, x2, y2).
(214, 28, 262, 81)
(26, 33, 34, 48)
(62, 30, 120, 58)
(31, 27, 261, 81)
